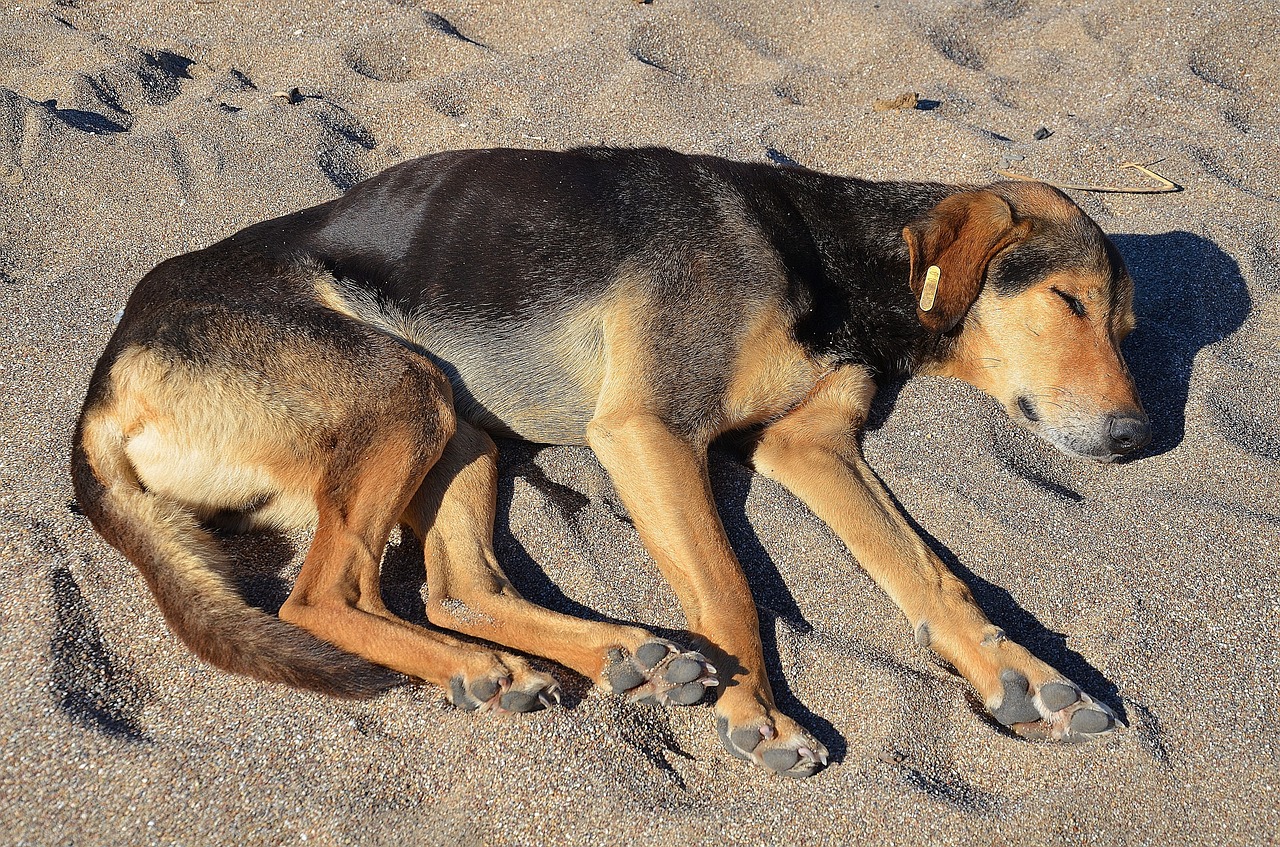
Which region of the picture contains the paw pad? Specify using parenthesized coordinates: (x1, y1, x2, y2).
(604, 640, 718, 706)
(990, 670, 1117, 742)
(448, 673, 561, 714)
(1069, 707, 1113, 735)
(993, 670, 1040, 725)
(1039, 681, 1080, 711)
(716, 716, 828, 778)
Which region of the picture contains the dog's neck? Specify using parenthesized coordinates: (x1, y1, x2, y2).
(772, 171, 962, 378)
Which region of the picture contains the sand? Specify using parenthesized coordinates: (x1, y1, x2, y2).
(1, 0, 1278, 844)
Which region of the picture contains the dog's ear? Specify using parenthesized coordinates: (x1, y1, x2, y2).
(902, 190, 1031, 333)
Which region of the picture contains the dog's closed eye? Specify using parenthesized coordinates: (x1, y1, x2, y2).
(1052, 287, 1087, 317)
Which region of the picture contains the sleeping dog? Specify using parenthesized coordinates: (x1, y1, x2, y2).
(73, 147, 1147, 777)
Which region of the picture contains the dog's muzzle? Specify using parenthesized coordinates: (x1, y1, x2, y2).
(1015, 396, 1151, 461)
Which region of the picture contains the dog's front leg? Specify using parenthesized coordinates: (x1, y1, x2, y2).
(587, 410, 829, 777)
(750, 366, 1119, 742)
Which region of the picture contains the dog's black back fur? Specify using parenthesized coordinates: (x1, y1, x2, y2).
(238, 148, 950, 369)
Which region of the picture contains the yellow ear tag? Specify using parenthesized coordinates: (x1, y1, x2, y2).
(919, 265, 941, 312)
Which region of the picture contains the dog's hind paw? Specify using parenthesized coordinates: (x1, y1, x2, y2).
(990, 670, 1119, 742)
(448, 662, 562, 714)
(716, 711, 829, 778)
(604, 639, 719, 706)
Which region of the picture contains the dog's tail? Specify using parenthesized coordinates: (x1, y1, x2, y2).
(70, 411, 406, 699)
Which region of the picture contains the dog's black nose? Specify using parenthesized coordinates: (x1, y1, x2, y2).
(1108, 413, 1151, 454)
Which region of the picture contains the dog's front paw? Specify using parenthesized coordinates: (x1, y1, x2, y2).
(603, 639, 718, 706)
(448, 657, 561, 714)
(922, 622, 1119, 743)
(990, 670, 1118, 742)
(715, 706, 829, 778)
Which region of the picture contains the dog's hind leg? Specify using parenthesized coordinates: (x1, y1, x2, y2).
(402, 419, 718, 710)
(78, 293, 553, 708)
(750, 365, 1119, 743)
(275, 358, 560, 713)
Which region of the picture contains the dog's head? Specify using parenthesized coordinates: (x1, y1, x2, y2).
(905, 182, 1149, 462)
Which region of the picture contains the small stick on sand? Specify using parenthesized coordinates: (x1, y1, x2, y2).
(996, 160, 1183, 194)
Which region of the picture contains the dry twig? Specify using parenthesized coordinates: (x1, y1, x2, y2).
(995, 160, 1182, 194)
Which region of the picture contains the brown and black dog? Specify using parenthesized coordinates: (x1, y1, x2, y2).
(72, 147, 1148, 777)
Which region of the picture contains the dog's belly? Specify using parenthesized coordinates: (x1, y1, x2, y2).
(312, 273, 605, 445)
(410, 312, 605, 446)
(443, 355, 598, 445)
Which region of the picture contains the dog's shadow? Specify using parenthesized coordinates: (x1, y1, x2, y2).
(230, 531, 299, 615)
(1111, 231, 1250, 457)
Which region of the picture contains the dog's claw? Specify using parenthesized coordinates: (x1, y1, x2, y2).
(605, 639, 718, 707)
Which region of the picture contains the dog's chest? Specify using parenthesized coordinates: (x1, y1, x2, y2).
(720, 308, 827, 432)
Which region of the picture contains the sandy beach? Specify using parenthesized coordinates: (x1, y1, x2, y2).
(2, 0, 1278, 844)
